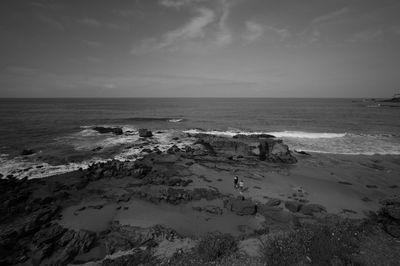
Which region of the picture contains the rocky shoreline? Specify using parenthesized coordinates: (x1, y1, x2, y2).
(1, 132, 400, 265)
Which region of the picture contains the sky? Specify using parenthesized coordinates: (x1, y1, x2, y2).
(1, 0, 400, 98)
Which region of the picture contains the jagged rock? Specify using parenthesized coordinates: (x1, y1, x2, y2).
(265, 198, 281, 207)
(269, 142, 297, 163)
(258, 205, 294, 223)
(385, 224, 400, 238)
(47, 230, 96, 265)
(225, 198, 257, 216)
(93, 126, 123, 135)
(299, 203, 327, 216)
(21, 149, 36, 156)
(167, 145, 181, 154)
(233, 134, 275, 139)
(138, 129, 153, 138)
(193, 205, 223, 215)
(285, 201, 302, 213)
(294, 150, 311, 156)
(118, 194, 131, 203)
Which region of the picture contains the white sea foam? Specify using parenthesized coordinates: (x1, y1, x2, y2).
(267, 131, 346, 139)
(0, 155, 106, 180)
(1, 129, 198, 179)
(184, 129, 346, 139)
(183, 129, 400, 155)
(168, 119, 183, 123)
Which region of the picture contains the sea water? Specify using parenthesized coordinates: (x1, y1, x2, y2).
(1, 98, 399, 179)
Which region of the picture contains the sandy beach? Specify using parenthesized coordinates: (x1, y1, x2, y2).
(1, 131, 399, 265)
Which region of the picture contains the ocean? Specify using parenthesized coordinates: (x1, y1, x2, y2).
(1, 98, 399, 179)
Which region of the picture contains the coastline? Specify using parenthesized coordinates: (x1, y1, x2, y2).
(1, 131, 399, 265)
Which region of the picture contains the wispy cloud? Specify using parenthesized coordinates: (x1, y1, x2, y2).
(77, 18, 102, 27)
(132, 0, 237, 54)
(347, 29, 383, 43)
(30, 1, 64, 10)
(83, 40, 103, 48)
(37, 14, 65, 30)
(159, 0, 205, 9)
(312, 7, 348, 25)
(214, 0, 233, 47)
(131, 7, 215, 54)
(77, 18, 129, 31)
(264, 25, 290, 42)
(243, 21, 264, 43)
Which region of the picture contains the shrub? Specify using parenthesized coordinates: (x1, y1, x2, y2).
(196, 232, 238, 262)
(261, 231, 306, 266)
(261, 221, 360, 266)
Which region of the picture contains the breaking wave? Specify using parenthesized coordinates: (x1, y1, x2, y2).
(183, 129, 400, 155)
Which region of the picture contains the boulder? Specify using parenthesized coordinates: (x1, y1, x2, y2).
(265, 198, 281, 207)
(226, 198, 257, 216)
(92, 127, 123, 135)
(21, 149, 36, 156)
(299, 203, 327, 216)
(258, 205, 294, 223)
(285, 201, 302, 213)
(138, 129, 153, 138)
(269, 142, 297, 164)
(385, 224, 400, 238)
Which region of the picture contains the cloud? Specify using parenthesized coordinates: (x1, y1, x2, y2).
(347, 29, 383, 43)
(159, 0, 204, 9)
(312, 7, 349, 25)
(264, 25, 290, 42)
(30, 1, 64, 10)
(83, 40, 103, 48)
(37, 14, 65, 30)
(77, 18, 129, 31)
(78, 18, 102, 27)
(214, 0, 233, 47)
(243, 21, 264, 43)
(131, 7, 215, 54)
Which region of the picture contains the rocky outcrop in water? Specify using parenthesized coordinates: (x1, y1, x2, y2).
(193, 134, 297, 163)
(138, 129, 153, 138)
(93, 127, 123, 135)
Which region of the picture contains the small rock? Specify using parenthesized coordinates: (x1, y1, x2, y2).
(21, 149, 36, 156)
(284, 201, 303, 212)
(265, 198, 281, 207)
(299, 204, 326, 216)
(138, 129, 153, 138)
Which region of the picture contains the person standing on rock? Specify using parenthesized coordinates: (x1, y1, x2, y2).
(239, 179, 244, 191)
(234, 176, 239, 189)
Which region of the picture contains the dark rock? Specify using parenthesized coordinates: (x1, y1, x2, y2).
(233, 134, 275, 139)
(284, 201, 303, 212)
(167, 145, 181, 154)
(138, 129, 153, 138)
(265, 198, 281, 207)
(21, 149, 36, 156)
(299, 203, 326, 216)
(48, 230, 96, 265)
(93, 126, 123, 135)
(366, 184, 378, 188)
(268, 141, 297, 163)
(294, 150, 311, 156)
(226, 198, 257, 215)
(118, 194, 131, 203)
(92, 146, 102, 152)
(386, 205, 400, 220)
(338, 181, 353, 185)
(258, 205, 294, 223)
(385, 224, 400, 238)
(342, 209, 357, 214)
(193, 205, 223, 215)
